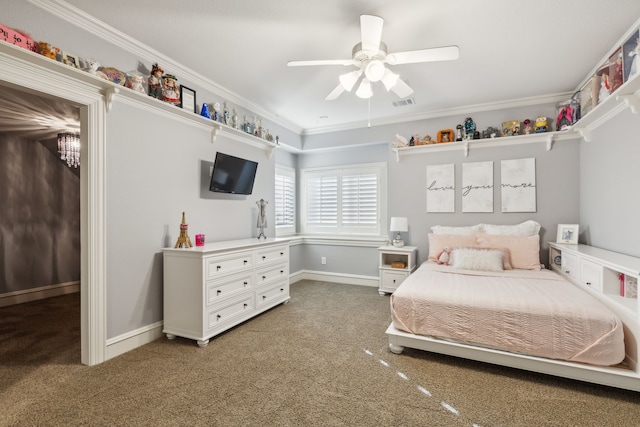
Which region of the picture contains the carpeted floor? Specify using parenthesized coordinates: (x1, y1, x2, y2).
(0, 280, 639, 426)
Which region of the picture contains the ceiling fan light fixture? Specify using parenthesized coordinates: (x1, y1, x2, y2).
(339, 70, 361, 92)
(355, 78, 373, 99)
(381, 68, 400, 91)
(364, 60, 385, 82)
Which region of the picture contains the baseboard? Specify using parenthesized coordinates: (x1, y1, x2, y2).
(105, 321, 164, 361)
(290, 270, 378, 288)
(0, 281, 80, 307)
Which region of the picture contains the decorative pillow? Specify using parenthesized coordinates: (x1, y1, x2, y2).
(430, 224, 482, 236)
(449, 248, 504, 272)
(476, 233, 541, 270)
(427, 233, 479, 263)
(481, 220, 541, 236)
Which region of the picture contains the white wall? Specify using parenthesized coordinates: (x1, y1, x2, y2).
(579, 108, 640, 257)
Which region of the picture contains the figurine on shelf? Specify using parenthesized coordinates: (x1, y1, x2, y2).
(556, 103, 574, 131)
(200, 103, 211, 119)
(148, 63, 163, 99)
(463, 117, 475, 140)
(232, 108, 239, 129)
(455, 124, 463, 141)
(126, 73, 146, 94)
(82, 58, 108, 80)
(223, 102, 230, 125)
(534, 116, 548, 133)
(161, 74, 180, 105)
(213, 102, 221, 122)
(523, 119, 533, 134)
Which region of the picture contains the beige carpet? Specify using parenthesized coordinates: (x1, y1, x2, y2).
(1, 281, 639, 426)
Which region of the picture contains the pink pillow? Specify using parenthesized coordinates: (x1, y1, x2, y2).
(476, 233, 541, 270)
(427, 233, 478, 263)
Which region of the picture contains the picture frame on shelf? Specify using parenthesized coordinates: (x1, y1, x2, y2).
(61, 51, 79, 68)
(437, 129, 453, 143)
(608, 47, 623, 94)
(180, 85, 196, 113)
(622, 29, 639, 83)
(556, 224, 579, 244)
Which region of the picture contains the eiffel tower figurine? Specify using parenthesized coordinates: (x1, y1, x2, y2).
(174, 211, 193, 248)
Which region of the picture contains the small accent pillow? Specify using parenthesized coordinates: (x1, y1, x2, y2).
(449, 248, 504, 272)
(481, 220, 541, 236)
(427, 233, 478, 263)
(476, 233, 541, 270)
(430, 224, 482, 236)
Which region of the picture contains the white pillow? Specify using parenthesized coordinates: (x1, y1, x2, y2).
(481, 220, 541, 236)
(449, 248, 504, 272)
(430, 224, 482, 236)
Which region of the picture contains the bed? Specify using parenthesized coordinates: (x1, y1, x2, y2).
(386, 222, 640, 391)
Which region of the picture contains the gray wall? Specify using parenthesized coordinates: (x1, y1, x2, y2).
(105, 101, 276, 338)
(0, 135, 80, 293)
(580, 108, 640, 257)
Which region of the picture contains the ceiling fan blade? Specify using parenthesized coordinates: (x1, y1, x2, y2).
(325, 84, 345, 100)
(360, 15, 384, 53)
(287, 59, 354, 67)
(386, 45, 460, 65)
(391, 78, 414, 98)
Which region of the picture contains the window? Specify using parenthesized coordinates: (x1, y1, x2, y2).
(301, 163, 387, 236)
(275, 165, 295, 235)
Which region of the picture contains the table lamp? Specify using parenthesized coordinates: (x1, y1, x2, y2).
(390, 217, 408, 247)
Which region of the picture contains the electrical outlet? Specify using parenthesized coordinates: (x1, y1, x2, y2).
(321, 257, 326, 265)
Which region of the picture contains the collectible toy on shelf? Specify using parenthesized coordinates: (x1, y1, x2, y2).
(148, 63, 164, 99)
(535, 116, 548, 133)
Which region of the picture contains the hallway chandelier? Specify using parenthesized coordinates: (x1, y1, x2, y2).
(57, 132, 80, 168)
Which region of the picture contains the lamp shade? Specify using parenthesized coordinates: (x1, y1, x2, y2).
(389, 217, 408, 232)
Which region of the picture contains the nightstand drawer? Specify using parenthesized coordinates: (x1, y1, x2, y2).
(381, 270, 409, 291)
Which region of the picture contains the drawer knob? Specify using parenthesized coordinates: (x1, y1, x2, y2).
(244, 260, 248, 265)
(280, 252, 284, 256)
(586, 282, 591, 286)
(243, 281, 248, 286)
(217, 265, 221, 271)
(263, 295, 267, 300)
(262, 276, 266, 280)
(243, 303, 248, 308)
(217, 314, 221, 320)
(217, 290, 222, 295)
(262, 256, 266, 260)
(280, 270, 284, 274)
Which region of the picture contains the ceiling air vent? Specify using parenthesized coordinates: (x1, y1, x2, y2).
(392, 98, 415, 107)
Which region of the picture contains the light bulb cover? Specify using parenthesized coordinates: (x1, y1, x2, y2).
(364, 60, 385, 82)
(355, 78, 373, 99)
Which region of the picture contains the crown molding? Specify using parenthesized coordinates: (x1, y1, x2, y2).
(27, 0, 303, 135)
(302, 92, 574, 135)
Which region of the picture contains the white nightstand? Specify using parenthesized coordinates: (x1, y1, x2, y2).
(378, 245, 417, 295)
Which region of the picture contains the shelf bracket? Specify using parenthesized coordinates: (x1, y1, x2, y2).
(617, 94, 640, 117)
(463, 142, 469, 157)
(546, 133, 556, 151)
(576, 127, 592, 142)
(266, 146, 275, 159)
(103, 87, 119, 112)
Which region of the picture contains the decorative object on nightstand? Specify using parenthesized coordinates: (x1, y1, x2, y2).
(378, 245, 417, 295)
(390, 217, 408, 248)
(174, 211, 193, 248)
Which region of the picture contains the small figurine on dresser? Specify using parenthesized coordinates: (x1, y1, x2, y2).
(174, 212, 193, 248)
(256, 199, 268, 240)
(148, 63, 164, 99)
(161, 74, 180, 105)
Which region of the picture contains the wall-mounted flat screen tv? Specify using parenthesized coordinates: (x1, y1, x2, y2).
(209, 152, 258, 195)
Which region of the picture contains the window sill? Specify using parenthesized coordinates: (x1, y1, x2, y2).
(282, 234, 387, 248)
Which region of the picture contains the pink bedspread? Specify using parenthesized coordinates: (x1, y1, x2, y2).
(390, 263, 625, 366)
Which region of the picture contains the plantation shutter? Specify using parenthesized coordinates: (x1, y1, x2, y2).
(305, 173, 338, 225)
(274, 173, 295, 227)
(341, 173, 378, 225)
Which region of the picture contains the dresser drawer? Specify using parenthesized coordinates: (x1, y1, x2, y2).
(581, 259, 603, 292)
(255, 245, 289, 267)
(205, 251, 253, 280)
(207, 293, 255, 331)
(561, 252, 580, 281)
(256, 262, 288, 287)
(206, 273, 253, 306)
(256, 281, 289, 308)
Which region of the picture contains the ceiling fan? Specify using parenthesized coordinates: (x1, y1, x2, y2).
(287, 15, 459, 100)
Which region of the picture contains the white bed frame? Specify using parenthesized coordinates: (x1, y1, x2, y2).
(386, 324, 640, 392)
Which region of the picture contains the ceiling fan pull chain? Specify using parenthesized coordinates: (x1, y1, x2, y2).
(368, 98, 371, 128)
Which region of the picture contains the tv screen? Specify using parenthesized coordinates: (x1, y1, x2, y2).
(209, 152, 258, 195)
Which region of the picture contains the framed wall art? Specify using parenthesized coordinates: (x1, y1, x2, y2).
(556, 224, 579, 244)
(180, 85, 196, 113)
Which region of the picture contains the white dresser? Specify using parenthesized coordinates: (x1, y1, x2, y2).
(162, 238, 290, 347)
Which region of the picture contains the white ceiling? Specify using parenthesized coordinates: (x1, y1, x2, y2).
(6, 1, 640, 136)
